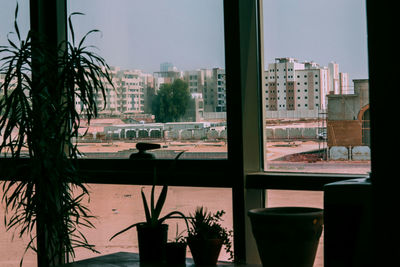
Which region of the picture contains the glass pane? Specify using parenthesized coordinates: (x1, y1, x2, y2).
(266, 190, 324, 267)
(1, 186, 36, 267)
(67, 0, 227, 159)
(0, 2, 30, 45)
(0, 2, 34, 266)
(0, 1, 31, 158)
(262, 0, 370, 174)
(72, 185, 233, 262)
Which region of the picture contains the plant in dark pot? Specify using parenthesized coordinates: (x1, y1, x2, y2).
(187, 207, 233, 265)
(165, 224, 188, 265)
(0, 7, 112, 266)
(109, 151, 186, 263)
(248, 207, 323, 267)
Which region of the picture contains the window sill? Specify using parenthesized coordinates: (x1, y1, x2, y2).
(0, 158, 233, 187)
(246, 171, 369, 191)
(60, 252, 259, 267)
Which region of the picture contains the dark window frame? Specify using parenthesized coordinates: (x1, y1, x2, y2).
(1, 0, 390, 264)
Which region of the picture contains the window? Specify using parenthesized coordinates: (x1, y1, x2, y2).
(1, 0, 385, 266)
(0, 2, 37, 265)
(68, 0, 227, 160)
(262, 0, 370, 175)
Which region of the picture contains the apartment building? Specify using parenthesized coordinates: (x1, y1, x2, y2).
(184, 69, 205, 94)
(184, 68, 226, 113)
(75, 67, 150, 116)
(264, 58, 347, 119)
(95, 66, 120, 115)
(329, 62, 351, 94)
(215, 68, 226, 112)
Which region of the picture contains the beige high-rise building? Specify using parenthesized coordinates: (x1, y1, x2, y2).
(76, 67, 151, 116)
(264, 58, 349, 119)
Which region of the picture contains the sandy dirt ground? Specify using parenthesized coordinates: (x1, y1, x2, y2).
(0, 186, 324, 267)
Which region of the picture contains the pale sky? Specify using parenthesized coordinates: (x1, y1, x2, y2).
(1, 0, 368, 80)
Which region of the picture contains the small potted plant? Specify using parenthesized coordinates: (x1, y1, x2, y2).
(187, 207, 233, 265)
(109, 151, 185, 263)
(166, 224, 188, 265)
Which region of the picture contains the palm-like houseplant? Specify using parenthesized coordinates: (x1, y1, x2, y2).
(110, 151, 187, 262)
(187, 207, 233, 265)
(0, 7, 113, 266)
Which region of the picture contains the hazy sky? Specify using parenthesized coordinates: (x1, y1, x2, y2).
(1, 0, 368, 79)
(263, 0, 369, 80)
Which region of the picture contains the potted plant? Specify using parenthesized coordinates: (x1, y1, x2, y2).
(166, 224, 187, 265)
(109, 151, 186, 263)
(0, 6, 112, 266)
(248, 207, 323, 267)
(187, 207, 233, 265)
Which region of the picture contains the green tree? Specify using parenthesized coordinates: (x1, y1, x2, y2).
(152, 79, 190, 122)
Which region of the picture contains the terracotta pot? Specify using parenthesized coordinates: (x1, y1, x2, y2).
(166, 242, 187, 265)
(187, 238, 223, 266)
(248, 207, 323, 267)
(137, 224, 168, 263)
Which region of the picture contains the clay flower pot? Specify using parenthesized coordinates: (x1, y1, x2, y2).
(248, 207, 323, 267)
(187, 238, 223, 266)
(137, 224, 168, 262)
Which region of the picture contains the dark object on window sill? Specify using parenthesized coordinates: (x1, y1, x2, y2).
(129, 142, 161, 160)
(248, 207, 323, 267)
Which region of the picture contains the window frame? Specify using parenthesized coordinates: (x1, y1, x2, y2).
(1, 0, 385, 265)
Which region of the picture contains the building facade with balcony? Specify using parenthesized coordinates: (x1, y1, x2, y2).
(264, 58, 349, 119)
(75, 67, 151, 117)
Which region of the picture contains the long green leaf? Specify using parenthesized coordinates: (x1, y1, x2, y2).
(153, 184, 168, 222)
(141, 187, 151, 223)
(159, 210, 189, 230)
(109, 222, 143, 241)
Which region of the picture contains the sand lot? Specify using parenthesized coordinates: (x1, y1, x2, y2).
(0, 185, 324, 267)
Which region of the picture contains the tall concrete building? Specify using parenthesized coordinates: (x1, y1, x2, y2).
(328, 62, 351, 94)
(264, 58, 349, 119)
(76, 67, 151, 117)
(214, 68, 226, 112)
(160, 62, 175, 72)
(184, 67, 226, 113)
(119, 69, 146, 114)
(184, 69, 205, 94)
(264, 58, 329, 118)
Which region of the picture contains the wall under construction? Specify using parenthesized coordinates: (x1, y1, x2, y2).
(327, 79, 369, 148)
(327, 120, 362, 147)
